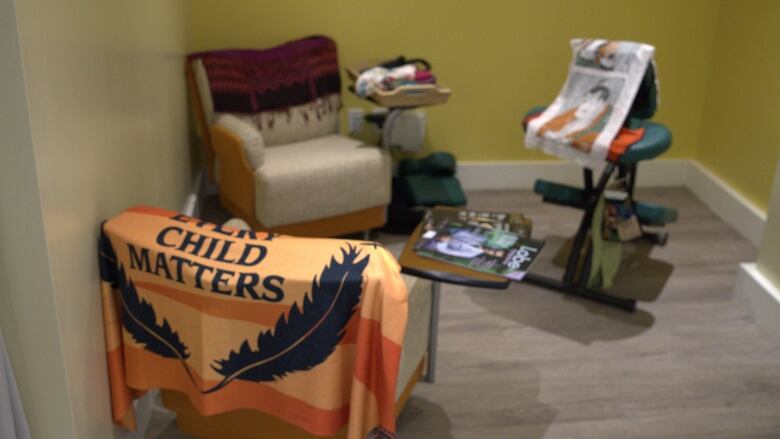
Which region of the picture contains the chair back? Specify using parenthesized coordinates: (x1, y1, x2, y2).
(628, 63, 658, 122)
(186, 36, 343, 179)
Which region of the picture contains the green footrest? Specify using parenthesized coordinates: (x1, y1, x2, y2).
(635, 201, 678, 226)
(400, 174, 467, 207)
(535, 179, 677, 226)
(534, 180, 586, 208)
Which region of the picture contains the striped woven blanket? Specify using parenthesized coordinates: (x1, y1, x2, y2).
(187, 36, 341, 114)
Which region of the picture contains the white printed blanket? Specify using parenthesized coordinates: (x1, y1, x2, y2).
(525, 39, 655, 168)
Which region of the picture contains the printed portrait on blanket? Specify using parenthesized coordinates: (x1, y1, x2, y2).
(575, 39, 619, 70)
(574, 39, 642, 73)
(538, 74, 625, 152)
(524, 38, 655, 168)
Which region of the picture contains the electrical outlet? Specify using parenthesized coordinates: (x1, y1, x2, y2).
(347, 108, 365, 133)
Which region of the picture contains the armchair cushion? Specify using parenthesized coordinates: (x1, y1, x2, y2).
(254, 134, 391, 228)
(215, 114, 265, 169)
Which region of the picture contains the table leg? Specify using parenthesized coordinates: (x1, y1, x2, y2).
(424, 281, 441, 383)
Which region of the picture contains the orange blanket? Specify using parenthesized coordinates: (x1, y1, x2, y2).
(98, 206, 407, 439)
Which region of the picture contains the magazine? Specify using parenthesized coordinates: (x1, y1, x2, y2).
(414, 219, 545, 281)
(418, 208, 532, 239)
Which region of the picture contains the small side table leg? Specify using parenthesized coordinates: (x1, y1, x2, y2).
(424, 281, 441, 383)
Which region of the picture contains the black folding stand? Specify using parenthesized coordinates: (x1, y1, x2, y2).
(523, 163, 639, 312)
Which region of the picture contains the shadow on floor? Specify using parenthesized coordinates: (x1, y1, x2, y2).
(466, 283, 655, 345)
(396, 396, 454, 439)
(544, 234, 674, 303)
(200, 193, 232, 225)
(465, 233, 665, 344)
(610, 238, 675, 302)
(397, 357, 557, 439)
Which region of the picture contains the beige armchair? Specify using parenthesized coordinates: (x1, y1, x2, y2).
(186, 37, 391, 237)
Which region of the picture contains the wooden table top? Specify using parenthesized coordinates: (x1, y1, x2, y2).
(398, 217, 511, 290)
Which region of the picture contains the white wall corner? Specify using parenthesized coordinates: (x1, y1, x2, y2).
(735, 263, 780, 342)
(686, 162, 766, 246)
(457, 161, 580, 190)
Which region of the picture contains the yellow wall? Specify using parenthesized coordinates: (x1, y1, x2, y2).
(190, 0, 719, 162)
(696, 0, 780, 211)
(5, 0, 193, 437)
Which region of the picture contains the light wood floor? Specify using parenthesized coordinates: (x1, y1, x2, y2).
(388, 187, 780, 439)
(153, 187, 780, 439)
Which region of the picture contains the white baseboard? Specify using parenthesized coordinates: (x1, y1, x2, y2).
(181, 193, 198, 217)
(181, 170, 206, 217)
(685, 162, 766, 246)
(736, 263, 780, 341)
(457, 160, 583, 190)
(456, 159, 689, 191)
(458, 160, 690, 190)
(634, 159, 691, 188)
(456, 159, 765, 246)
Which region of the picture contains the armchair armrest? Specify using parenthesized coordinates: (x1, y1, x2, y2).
(214, 114, 265, 169)
(209, 115, 264, 225)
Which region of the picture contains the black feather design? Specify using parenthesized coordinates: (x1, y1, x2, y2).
(211, 245, 369, 388)
(117, 266, 190, 361)
(98, 224, 119, 285)
(365, 426, 396, 439)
